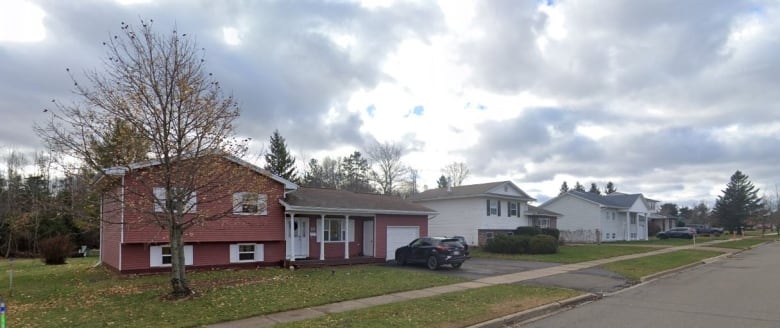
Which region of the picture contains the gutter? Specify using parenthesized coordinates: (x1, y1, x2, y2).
(278, 200, 438, 217)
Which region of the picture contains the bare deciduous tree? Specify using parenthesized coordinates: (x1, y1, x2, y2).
(442, 162, 469, 187)
(365, 141, 407, 195)
(36, 20, 244, 297)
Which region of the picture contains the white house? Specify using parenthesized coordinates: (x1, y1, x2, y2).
(540, 191, 672, 243)
(409, 181, 558, 246)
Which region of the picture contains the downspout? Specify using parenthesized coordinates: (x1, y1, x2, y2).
(119, 175, 125, 271)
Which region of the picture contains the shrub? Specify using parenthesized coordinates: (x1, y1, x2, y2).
(528, 235, 558, 254)
(484, 234, 530, 254)
(515, 226, 541, 236)
(540, 228, 560, 240)
(39, 235, 74, 265)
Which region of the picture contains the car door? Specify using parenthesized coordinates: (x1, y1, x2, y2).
(410, 238, 432, 263)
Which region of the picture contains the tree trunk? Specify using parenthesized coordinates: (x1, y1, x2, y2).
(169, 224, 192, 297)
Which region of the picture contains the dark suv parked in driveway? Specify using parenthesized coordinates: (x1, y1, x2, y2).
(395, 237, 468, 270)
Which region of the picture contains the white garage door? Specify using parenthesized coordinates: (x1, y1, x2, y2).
(386, 226, 420, 260)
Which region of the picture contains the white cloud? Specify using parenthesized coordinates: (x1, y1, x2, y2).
(0, 0, 46, 43)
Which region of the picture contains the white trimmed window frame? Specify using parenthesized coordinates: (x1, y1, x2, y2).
(489, 200, 498, 215)
(232, 192, 268, 215)
(316, 218, 355, 243)
(150, 244, 193, 267)
(509, 202, 518, 217)
(230, 243, 265, 263)
(153, 187, 197, 213)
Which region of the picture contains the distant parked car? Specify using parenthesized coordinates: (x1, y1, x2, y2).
(451, 235, 469, 256)
(395, 237, 468, 270)
(657, 227, 697, 239)
(685, 224, 723, 236)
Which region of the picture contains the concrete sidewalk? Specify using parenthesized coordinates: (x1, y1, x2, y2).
(208, 238, 747, 328)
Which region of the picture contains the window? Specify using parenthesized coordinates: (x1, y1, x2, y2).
(488, 200, 498, 215)
(509, 202, 518, 217)
(486, 232, 494, 241)
(611, 233, 616, 239)
(230, 243, 264, 263)
(232, 192, 268, 215)
(630, 217, 637, 224)
(316, 218, 355, 242)
(153, 187, 196, 213)
(150, 244, 193, 267)
(535, 218, 550, 229)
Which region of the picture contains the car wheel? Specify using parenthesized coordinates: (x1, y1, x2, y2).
(396, 254, 406, 266)
(426, 256, 440, 270)
(451, 262, 462, 269)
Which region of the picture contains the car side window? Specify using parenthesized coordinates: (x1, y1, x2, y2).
(410, 238, 422, 247)
(421, 239, 433, 246)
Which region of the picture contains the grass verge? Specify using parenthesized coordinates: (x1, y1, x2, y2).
(600, 249, 724, 281)
(705, 237, 774, 249)
(279, 284, 582, 328)
(0, 258, 466, 327)
(470, 244, 656, 264)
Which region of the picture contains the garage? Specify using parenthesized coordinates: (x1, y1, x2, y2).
(386, 226, 420, 260)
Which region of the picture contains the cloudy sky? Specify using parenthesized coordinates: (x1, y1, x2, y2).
(2, 0, 780, 205)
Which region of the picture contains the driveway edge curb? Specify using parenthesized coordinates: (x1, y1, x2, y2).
(467, 293, 600, 328)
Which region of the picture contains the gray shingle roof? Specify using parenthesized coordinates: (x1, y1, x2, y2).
(567, 190, 642, 208)
(283, 187, 436, 215)
(408, 181, 534, 201)
(527, 205, 560, 217)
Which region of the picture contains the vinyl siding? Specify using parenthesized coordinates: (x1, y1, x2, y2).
(419, 197, 528, 246)
(542, 194, 601, 231)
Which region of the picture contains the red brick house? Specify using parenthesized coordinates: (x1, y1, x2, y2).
(99, 155, 435, 273)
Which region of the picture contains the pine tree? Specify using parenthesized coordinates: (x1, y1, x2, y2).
(588, 183, 601, 194)
(605, 181, 617, 194)
(437, 175, 449, 189)
(713, 170, 762, 232)
(264, 130, 297, 181)
(301, 159, 325, 188)
(573, 181, 585, 192)
(559, 181, 569, 195)
(341, 151, 373, 193)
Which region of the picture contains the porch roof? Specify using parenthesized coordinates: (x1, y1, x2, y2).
(526, 205, 560, 218)
(281, 187, 438, 216)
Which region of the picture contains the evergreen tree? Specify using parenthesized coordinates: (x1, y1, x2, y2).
(301, 159, 325, 188)
(264, 130, 297, 181)
(713, 170, 762, 232)
(588, 183, 601, 194)
(573, 181, 586, 192)
(559, 181, 569, 195)
(437, 175, 449, 189)
(605, 181, 617, 194)
(341, 151, 373, 193)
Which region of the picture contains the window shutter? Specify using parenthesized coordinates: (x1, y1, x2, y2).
(507, 202, 510, 217)
(153, 188, 166, 212)
(255, 243, 265, 261)
(316, 218, 322, 242)
(258, 194, 268, 215)
(497, 201, 501, 216)
(150, 245, 162, 267)
(486, 199, 490, 216)
(349, 219, 355, 242)
(187, 192, 197, 213)
(232, 193, 242, 213)
(184, 245, 194, 265)
(229, 244, 239, 263)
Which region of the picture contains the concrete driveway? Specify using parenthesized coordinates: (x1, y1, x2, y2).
(390, 257, 632, 293)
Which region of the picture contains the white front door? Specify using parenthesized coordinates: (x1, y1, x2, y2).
(363, 220, 375, 256)
(286, 217, 309, 259)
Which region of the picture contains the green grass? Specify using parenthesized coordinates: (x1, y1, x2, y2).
(279, 284, 581, 328)
(0, 257, 466, 327)
(705, 237, 774, 249)
(600, 249, 724, 281)
(470, 244, 656, 264)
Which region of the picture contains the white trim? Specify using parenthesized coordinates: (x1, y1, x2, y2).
(230, 243, 265, 263)
(150, 244, 193, 267)
(279, 200, 437, 216)
(232, 192, 268, 215)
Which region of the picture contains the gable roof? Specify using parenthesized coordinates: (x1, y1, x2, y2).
(281, 187, 437, 216)
(552, 190, 643, 209)
(408, 181, 535, 202)
(526, 205, 560, 217)
(102, 154, 298, 190)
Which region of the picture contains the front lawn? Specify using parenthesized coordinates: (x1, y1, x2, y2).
(470, 244, 656, 264)
(610, 236, 726, 246)
(280, 284, 581, 328)
(600, 249, 725, 281)
(0, 257, 466, 327)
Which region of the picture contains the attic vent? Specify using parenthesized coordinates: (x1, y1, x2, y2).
(504, 186, 508, 192)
